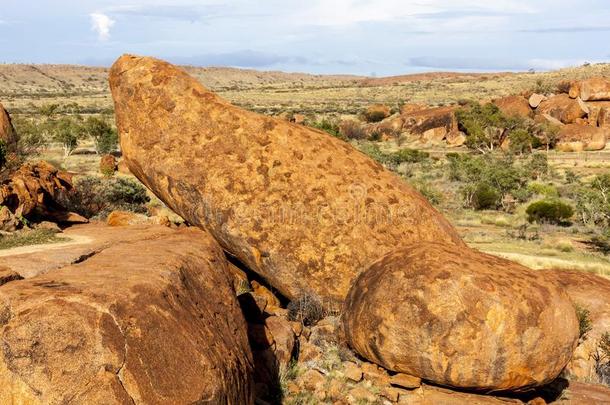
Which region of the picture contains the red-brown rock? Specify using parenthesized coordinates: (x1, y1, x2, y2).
(401, 106, 457, 137)
(575, 77, 610, 101)
(556, 124, 607, 152)
(109, 55, 464, 303)
(539, 269, 610, 383)
(100, 153, 117, 175)
(0, 161, 81, 224)
(363, 104, 391, 122)
(343, 243, 579, 392)
(0, 102, 18, 151)
(538, 94, 589, 124)
(529, 93, 547, 109)
(0, 228, 254, 404)
(493, 95, 532, 118)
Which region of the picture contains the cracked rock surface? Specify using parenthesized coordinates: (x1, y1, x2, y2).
(0, 227, 253, 404)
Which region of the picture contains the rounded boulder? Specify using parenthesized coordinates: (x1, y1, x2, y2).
(342, 243, 579, 392)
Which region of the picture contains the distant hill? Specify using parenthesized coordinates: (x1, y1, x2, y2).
(1, 62, 608, 115)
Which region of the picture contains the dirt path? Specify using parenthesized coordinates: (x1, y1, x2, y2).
(0, 234, 93, 258)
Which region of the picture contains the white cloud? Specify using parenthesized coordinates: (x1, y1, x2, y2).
(90, 12, 115, 41)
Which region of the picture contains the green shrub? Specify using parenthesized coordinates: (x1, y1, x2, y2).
(359, 144, 430, 170)
(0, 228, 64, 250)
(309, 119, 342, 139)
(526, 199, 574, 224)
(63, 176, 150, 219)
(508, 128, 535, 154)
(527, 182, 559, 198)
(394, 148, 430, 164)
(11, 116, 47, 156)
(575, 304, 593, 343)
(413, 181, 443, 206)
(447, 153, 528, 210)
(51, 116, 83, 157)
(84, 116, 118, 154)
(472, 183, 501, 210)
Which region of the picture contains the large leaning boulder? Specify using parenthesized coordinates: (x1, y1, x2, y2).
(109, 55, 464, 303)
(342, 243, 579, 392)
(0, 227, 254, 404)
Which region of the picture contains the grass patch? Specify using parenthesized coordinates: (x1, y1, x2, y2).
(0, 229, 66, 250)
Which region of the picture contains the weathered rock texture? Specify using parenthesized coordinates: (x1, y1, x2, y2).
(538, 94, 589, 124)
(539, 269, 610, 383)
(0, 228, 253, 404)
(556, 124, 607, 152)
(109, 55, 464, 303)
(573, 78, 610, 101)
(0, 102, 18, 151)
(0, 161, 81, 223)
(493, 95, 532, 118)
(343, 243, 579, 392)
(401, 106, 457, 137)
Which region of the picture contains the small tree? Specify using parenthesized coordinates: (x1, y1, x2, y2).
(84, 116, 118, 154)
(52, 117, 82, 157)
(526, 199, 574, 224)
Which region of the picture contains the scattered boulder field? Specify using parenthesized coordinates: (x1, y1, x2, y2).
(339, 76, 610, 151)
(0, 56, 610, 404)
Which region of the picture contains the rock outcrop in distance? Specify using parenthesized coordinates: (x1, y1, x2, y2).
(342, 243, 579, 392)
(109, 54, 464, 303)
(0, 161, 87, 231)
(0, 227, 254, 404)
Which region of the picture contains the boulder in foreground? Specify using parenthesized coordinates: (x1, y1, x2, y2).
(0, 227, 253, 404)
(109, 55, 464, 303)
(342, 243, 579, 392)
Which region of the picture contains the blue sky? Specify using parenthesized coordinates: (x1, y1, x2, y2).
(1, 0, 609, 76)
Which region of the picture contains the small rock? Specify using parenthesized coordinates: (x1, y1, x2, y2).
(0, 267, 23, 287)
(381, 387, 400, 402)
(251, 280, 281, 311)
(300, 369, 325, 391)
(99, 154, 117, 176)
(298, 338, 322, 363)
(107, 210, 151, 227)
(347, 386, 377, 404)
(343, 361, 363, 382)
(362, 362, 390, 386)
(34, 221, 61, 233)
(286, 381, 300, 395)
(327, 379, 345, 400)
(389, 373, 421, 390)
(290, 321, 303, 337)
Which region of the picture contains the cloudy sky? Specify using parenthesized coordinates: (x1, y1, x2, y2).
(1, 0, 609, 75)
